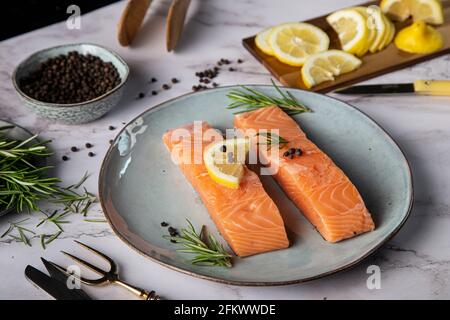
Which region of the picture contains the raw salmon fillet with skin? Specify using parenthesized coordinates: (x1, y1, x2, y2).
(162, 122, 289, 257)
(234, 106, 375, 243)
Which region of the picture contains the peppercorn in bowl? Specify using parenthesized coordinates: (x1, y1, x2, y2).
(12, 43, 129, 124)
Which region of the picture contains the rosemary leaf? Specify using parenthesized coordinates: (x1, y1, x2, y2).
(84, 219, 107, 223)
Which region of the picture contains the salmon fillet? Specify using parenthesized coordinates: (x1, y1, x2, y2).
(163, 122, 289, 257)
(234, 106, 375, 242)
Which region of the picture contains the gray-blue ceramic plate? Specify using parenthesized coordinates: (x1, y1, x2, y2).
(99, 86, 413, 286)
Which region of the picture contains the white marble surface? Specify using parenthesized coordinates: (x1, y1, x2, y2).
(1, 0, 450, 300)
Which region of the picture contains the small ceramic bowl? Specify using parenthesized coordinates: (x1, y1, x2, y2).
(0, 120, 36, 217)
(12, 43, 129, 125)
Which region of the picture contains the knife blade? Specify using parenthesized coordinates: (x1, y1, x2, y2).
(335, 80, 450, 96)
(25, 264, 91, 300)
(41, 258, 92, 300)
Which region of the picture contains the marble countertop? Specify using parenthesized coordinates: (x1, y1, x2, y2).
(1, 0, 450, 300)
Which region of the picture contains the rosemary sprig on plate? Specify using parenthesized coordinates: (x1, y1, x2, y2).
(256, 132, 289, 149)
(164, 220, 232, 268)
(227, 80, 311, 115)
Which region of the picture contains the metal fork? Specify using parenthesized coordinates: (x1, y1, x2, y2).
(59, 240, 159, 300)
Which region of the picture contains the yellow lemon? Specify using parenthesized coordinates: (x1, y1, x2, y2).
(326, 9, 369, 55)
(395, 20, 444, 53)
(381, 0, 444, 24)
(269, 22, 330, 66)
(301, 50, 362, 89)
(255, 27, 275, 56)
(351, 6, 377, 56)
(367, 6, 388, 53)
(204, 138, 250, 189)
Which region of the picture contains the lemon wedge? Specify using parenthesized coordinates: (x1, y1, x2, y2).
(269, 22, 330, 66)
(204, 138, 250, 189)
(301, 50, 362, 89)
(381, 0, 412, 21)
(326, 9, 369, 55)
(395, 20, 443, 53)
(255, 27, 275, 56)
(381, 0, 444, 24)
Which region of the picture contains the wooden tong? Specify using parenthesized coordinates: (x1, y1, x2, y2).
(117, 0, 191, 52)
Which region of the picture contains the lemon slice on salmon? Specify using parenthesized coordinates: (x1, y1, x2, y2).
(301, 50, 362, 88)
(204, 138, 250, 189)
(269, 22, 330, 66)
(326, 9, 369, 55)
(255, 27, 275, 56)
(381, 0, 444, 24)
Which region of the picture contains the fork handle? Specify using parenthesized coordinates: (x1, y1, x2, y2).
(114, 280, 160, 300)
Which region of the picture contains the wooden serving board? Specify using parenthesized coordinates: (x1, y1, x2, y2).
(242, 0, 450, 93)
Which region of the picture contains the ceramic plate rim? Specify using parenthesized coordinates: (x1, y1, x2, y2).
(98, 85, 414, 286)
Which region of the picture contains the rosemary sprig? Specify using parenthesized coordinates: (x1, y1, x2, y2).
(40, 231, 62, 250)
(256, 132, 289, 149)
(164, 220, 232, 268)
(0, 126, 97, 214)
(1, 218, 36, 246)
(37, 210, 71, 231)
(227, 79, 311, 115)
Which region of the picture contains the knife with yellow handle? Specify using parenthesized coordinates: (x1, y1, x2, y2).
(335, 80, 450, 96)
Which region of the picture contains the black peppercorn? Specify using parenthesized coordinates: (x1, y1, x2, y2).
(283, 151, 290, 157)
(160, 221, 169, 227)
(296, 148, 302, 156)
(151, 77, 157, 83)
(237, 59, 243, 63)
(85, 143, 93, 148)
(138, 92, 145, 99)
(221, 145, 227, 152)
(162, 84, 170, 90)
(62, 155, 69, 161)
(168, 226, 178, 236)
(109, 125, 115, 130)
(171, 78, 179, 84)
(152, 90, 158, 95)
(88, 152, 95, 157)
(71, 146, 78, 152)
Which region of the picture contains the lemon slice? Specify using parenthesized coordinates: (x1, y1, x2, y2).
(326, 9, 368, 55)
(352, 7, 377, 56)
(255, 27, 275, 56)
(269, 22, 330, 66)
(368, 6, 388, 53)
(204, 138, 250, 189)
(301, 50, 362, 89)
(381, 0, 444, 24)
(384, 19, 396, 49)
(375, 14, 393, 51)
